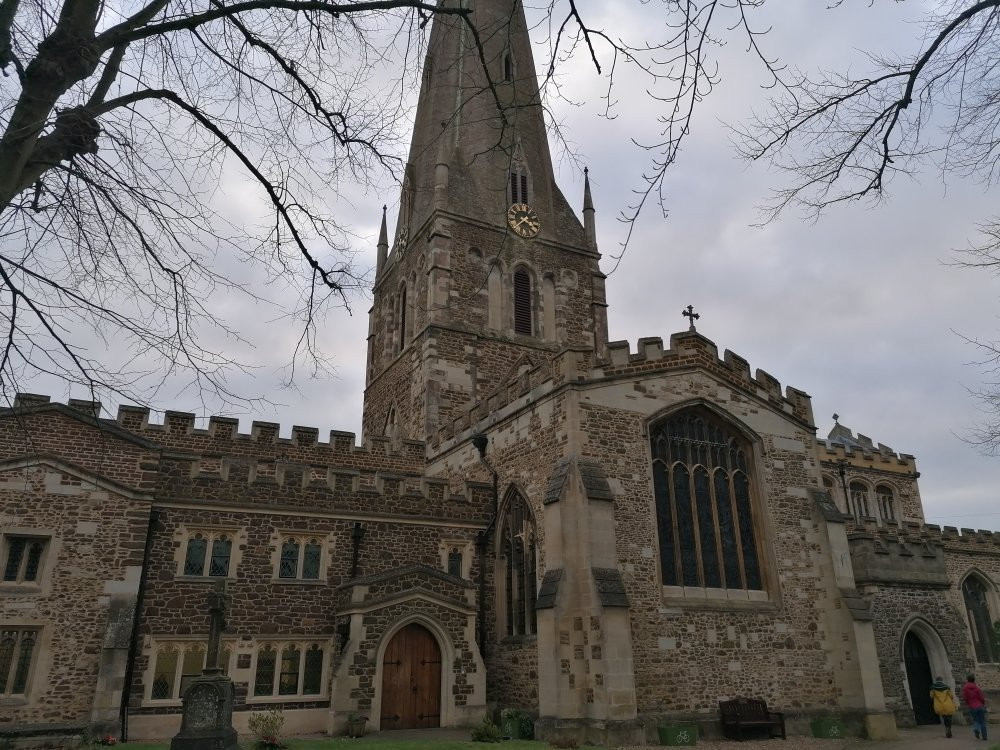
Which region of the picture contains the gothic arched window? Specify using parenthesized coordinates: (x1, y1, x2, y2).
(875, 484, 895, 521)
(963, 574, 998, 663)
(397, 282, 408, 352)
(498, 490, 537, 636)
(509, 159, 530, 205)
(849, 481, 870, 519)
(650, 407, 763, 591)
(513, 267, 533, 336)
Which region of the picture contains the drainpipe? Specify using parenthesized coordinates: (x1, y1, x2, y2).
(471, 433, 498, 660)
(120, 507, 159, 742)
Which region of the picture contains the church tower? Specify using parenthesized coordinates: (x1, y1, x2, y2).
(362, 0, 608, 442)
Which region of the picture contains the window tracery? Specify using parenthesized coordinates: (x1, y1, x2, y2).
(252, 640, 326, 698)
(277, 536, 323, 581)
(497, 491, 537, 636)
(963, 574, 998, 663)
(875, 483, 895, 521)
(849, 481, 871, 519)
(149, 641, 233, 701)
(181, 531, 233, 577)
(650, 407, 763, 592)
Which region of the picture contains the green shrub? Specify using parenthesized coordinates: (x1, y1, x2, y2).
(470, 714, 502, 743)
(247, 708, 285, 750)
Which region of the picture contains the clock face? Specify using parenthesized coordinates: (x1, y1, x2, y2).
(507, 203, 540, 238)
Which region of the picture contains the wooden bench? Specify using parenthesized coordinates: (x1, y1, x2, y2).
(719, 698, 786, 741)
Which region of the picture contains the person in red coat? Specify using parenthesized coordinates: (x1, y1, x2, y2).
(962, 674, 989, 741)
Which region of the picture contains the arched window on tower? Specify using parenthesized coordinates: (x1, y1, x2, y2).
(497, 490, 537, 637)
(509, 158, 530, 206)
(849, 481, 870, 519)
(513, 267, 533, 336)
(875, 483, 896, 521)
(396, 282, 407, 353)
(963, 574, 998, 663)
(503, 51, 514, 82)
(650, 406, 763, 593)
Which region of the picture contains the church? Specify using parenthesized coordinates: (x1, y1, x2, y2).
(1, 0, 998, 745)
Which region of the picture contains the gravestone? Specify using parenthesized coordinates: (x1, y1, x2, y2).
(170, 586, 239, 750)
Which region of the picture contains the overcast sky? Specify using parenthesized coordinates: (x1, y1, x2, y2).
(31, 1, 1000, 530)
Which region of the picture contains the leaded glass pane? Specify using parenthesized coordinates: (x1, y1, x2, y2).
(254, 647, 276, 696)
(11, 630, 35, 694)
(0, 631, 16, 693)
(302, 542, 321, 580)
(151, 648, 178, 699)
(447, 550, 462, 578)
(654, 461, 677, 585)
(279, 540, 300, 579)
(695, 466, 720, 588)
(735, 472, 761, 589)
(3, 538, 25, 581)
(279, 646, 300, 695)
(24, 541, 44, 581)
(209, 536, 231, 577)
(183, 536, 207, 576)
(673, 464, 698, 587)
(964, 577, 997, 663)
(179, 646, 205, 696)
(715, 469, 741, 589)
(302, 645, 323, 695)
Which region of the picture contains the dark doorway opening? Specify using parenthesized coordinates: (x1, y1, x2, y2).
(904, 631, 938, 725)
(380, 623, 442, 730)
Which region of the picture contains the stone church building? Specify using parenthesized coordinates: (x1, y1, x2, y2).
(1, 0, 999, 745)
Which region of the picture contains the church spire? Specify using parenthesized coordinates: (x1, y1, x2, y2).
(376, 204, 388, 276)
(392, 0, 587, 250)
(583, 167, 596, 250)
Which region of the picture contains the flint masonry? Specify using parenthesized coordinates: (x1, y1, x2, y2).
(2, 0, 999, 745)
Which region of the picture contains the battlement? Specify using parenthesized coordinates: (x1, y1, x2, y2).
(430, 331, 816, 451)
(850, 520, 1000, 550)
(10, 394, 427, 468)
(817, 439, 917, 471)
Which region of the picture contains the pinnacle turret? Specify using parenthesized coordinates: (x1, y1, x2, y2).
(376, 205, 388, 275)
(583, 167, 596, 250)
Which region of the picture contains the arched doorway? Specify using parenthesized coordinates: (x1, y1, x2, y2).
(904, 631, 937, 725)
(379, 623, 441, 730)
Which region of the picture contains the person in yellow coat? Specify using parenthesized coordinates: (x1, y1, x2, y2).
(930, 676, 957, 738)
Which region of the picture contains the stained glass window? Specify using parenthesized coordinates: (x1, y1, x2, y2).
(498, 490, 537, 636)
(0, 628, 37, 697)
(963, 575, 997, 663)
(651, 407, 764, 592)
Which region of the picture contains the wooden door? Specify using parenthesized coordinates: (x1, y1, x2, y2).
(380, 624, 441, 730)
(904, 631, 937, 725)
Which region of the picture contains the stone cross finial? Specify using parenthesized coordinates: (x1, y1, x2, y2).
(205, 582, 228, 674)
(682, 305, 700, 331)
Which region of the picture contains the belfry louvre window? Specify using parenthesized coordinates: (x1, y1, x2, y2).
(513, 268, 532, 336)
(498, 491, 537, 636)
(510, 169, 529, 205)
(651, 408, 763, 591)
(0, 628, 37, 697)
(962, 575, 997, 663)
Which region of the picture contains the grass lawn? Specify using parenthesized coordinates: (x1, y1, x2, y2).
(119, 740, 565, 750)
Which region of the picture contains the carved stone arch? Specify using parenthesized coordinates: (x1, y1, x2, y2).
(495, 485, 538, 637)
(899, 616, 956, 723)
(646, 400, 771, 598)
(371, 613, 454, 731)
(384, 403, 401, 445)
(959, 569, 1000, 663)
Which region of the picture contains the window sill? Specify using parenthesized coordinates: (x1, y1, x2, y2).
(0, 583, 42, 595)
(142, 699, 183, 708)
(245, 694, 326, 705)
(174, 575, 237, 582)
(499, 634, 537, 647)
(270, 578, 326, 585)
(0, 696, 29, 707)
(661, 586, 775, 611)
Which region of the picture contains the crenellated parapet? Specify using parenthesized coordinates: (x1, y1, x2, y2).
(817, 436, 917, 472)
(9, 393, 427, 473)
(429, 330, 816, 450)
(847, 521, 1000, 588)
